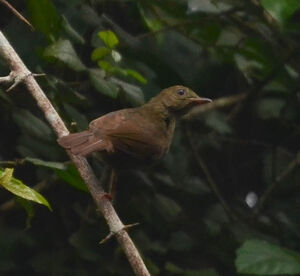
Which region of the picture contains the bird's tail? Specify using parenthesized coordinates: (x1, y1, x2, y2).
(57, 131, 106, 156)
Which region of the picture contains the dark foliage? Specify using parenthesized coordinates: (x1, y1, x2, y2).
(1, 0, 300, 275)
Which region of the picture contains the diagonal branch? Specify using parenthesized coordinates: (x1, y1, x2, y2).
(0, 31, 150, 276)
(252, 153, 299, 219)
(185, 126, 239, 221)
(0, 0, 33, 30)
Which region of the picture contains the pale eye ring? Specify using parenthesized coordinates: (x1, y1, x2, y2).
(177, 89, 185, 96)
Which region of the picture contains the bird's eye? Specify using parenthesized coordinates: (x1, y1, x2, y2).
(177, 89, 185, 96)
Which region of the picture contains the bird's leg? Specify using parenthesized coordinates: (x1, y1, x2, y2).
(108, 169, 117, 201)
(99, 167, 117, 201)
(99, 165, 110, 186)
(98, 165, 113, 201)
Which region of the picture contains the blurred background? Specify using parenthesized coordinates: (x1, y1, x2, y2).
(1, 0, 300, 275)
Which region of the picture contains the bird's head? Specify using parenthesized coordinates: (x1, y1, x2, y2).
(153, 85, 212, 113)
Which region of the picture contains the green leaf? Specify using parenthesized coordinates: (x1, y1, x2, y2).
(139, 5, 163, 32)
(165, 262, 184, 274)
(55, 164, 88, 192)
(255, 98, 285, 119)
(155, 194, 181, 220)
(91, 47, 111, 61)
(13, 109, 53, 142)
(0, 167, 13, 184)
(0, 168, 52, 210)
(204, 111, 232, 134)
(98, 61, 147, 84)
(125, 69, 147, 84)
(144, 258, 160, 276)
(236, 239, 300, 275)
(190, 23, 221, 46)
(235, 39, 276, 81)
(187, 0, 232, 14)
(61, 16, 85, 45)
(97, 60, 114, 72)
(181, 176, 210, 195)
(17, 134, 60, 160)
(0, 88, 13, 104)
(261, 0, 300, 27)
(43, 39, 86, 72)
(168, 231, 194, 251)
(24, 157, 66, 170)
(27, 0, 62, 41)
(216, 27, 243, 47)
(98, 30, 119, 49)
(96, 55, 146, 84)
(111, 78, 145, 106)
(89, 69, 120, 99)
(184, 268, 219, 276)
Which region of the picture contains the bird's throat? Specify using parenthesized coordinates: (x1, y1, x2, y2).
(144, 99, 174, 123)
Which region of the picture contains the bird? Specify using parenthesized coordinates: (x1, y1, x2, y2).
(58, 85, 212, 170)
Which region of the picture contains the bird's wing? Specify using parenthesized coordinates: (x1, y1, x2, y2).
(89, 109, 164, 159)
(58, 131, 92, 148)
(57, 130, 113, 156)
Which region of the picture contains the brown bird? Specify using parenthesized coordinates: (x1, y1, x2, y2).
(58, 85, 211, 169)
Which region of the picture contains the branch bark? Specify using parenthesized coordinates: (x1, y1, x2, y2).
(0, 0, 33, 30)
(0, 31, 150, 276)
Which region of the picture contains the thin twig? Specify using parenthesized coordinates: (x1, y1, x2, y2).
(183, 93, 247, 121)
(0, 0, 34, 30)
(248, 0, 277, 27)
(0, 31, 150, 276)
(204, 134, 293, 157)
(0, 160, 24, 167)
(185, 126, 239, 221)
(252, 154, 299, 218)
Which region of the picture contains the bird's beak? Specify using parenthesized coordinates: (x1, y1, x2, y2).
(190, 97, 212, 105)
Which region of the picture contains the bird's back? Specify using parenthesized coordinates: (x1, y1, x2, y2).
(58, 106, 175, 169)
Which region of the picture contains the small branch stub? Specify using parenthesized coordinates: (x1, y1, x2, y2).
(0, 71, 46, 92)
(0, 71, 15, 83)
(100, 222, 140, 244)
(7, 71, 31, 92)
